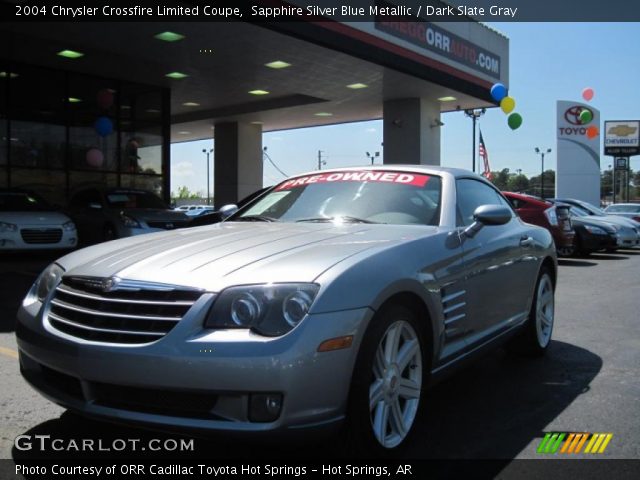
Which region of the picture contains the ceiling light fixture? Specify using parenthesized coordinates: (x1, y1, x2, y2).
(265, 61, 291, 69)
(166, 72, 188, 79)
(346, 83, 368, 89)
(154, 31, 185, 42)
(57, 49, 84, 59)
(249, 90, 270, 95)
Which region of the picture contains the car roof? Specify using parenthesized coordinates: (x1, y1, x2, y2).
(286, 164, 485, 180)
(503, 191, 552, 206)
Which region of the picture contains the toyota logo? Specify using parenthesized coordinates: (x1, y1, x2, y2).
(565, 106, 593, 126)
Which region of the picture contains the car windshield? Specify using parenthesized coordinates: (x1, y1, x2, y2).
(606, 205, 640, 213)
(106, 191, 167, 209)
(0, 192, 52, 211)
(232, 171, 442, 225)
(567, 205, 590, 217)
(578, 200, 606, 216)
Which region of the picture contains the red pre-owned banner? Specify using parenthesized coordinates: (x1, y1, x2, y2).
(275, 171, 430, 190)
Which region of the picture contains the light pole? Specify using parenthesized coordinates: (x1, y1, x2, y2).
(464, 108, 485, 173)
(202, 148, 213, 205)
(366, 151, 380, 165)
(535, 147, 551, 199)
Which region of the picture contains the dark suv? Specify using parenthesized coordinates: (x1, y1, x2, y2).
(67, 187, 189, 245)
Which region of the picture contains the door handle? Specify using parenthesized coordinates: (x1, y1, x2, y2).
(520, 236, 534, 247)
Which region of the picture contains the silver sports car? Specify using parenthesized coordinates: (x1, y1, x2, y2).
(16, 166, 557, 453)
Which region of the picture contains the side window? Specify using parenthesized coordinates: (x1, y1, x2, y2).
(456, 179, 514, 226)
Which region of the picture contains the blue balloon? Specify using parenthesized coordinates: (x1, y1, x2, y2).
(490, 83, 507, 102)
(94, 116, 113, 137)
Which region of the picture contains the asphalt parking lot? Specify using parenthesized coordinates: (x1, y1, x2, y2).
(1, 249, 639, 467)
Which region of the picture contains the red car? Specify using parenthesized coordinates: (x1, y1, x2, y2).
(503, 192, 575, 257)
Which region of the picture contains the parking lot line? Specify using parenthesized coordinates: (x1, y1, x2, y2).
(0, 346, 18, 360)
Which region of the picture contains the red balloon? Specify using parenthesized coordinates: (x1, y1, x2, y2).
(97, 89, 114, 109)
(582, 87, 594, 102)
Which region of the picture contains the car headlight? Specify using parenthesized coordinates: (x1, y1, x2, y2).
(0, 221, 17, 233)
(23, 263, 65, 306)
(584, 225, 606, 235)
(120, 213, 140, 228)
(205, 284, 320, 336)
(62, 221, 76, 231)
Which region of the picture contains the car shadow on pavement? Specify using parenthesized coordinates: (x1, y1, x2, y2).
(558, 259, 597, 267)
(12, 341, 601, 468)
(587, 254, 629, 261)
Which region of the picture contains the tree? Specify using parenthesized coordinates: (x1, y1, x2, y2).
(506, 174, 530, 193)
(172, 186, 201, 200)
(528, 170, 555, 197)
(488, 168, 511, 191)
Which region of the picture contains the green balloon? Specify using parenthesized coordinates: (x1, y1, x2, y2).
(579, 109, 593, 124)
(508, 113, 523, 130)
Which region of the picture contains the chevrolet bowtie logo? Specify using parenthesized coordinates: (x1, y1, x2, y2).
(608, 125, 637, 137)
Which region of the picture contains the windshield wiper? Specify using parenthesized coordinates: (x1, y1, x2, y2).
(233, 215, 278, 222)
(296, 216, 377, 224)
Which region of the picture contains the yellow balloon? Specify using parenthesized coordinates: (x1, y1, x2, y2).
(500, 96, 516, 114)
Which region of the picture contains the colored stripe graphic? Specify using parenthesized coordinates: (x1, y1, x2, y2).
(538, 432, 613, 454)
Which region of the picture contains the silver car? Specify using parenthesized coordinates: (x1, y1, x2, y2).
(16, 166, 557, 453)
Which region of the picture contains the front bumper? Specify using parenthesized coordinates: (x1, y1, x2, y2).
(0, 227, 77, 250)
(16, 297, 373, 434)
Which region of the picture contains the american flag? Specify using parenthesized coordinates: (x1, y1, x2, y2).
(479, 129, 492, 180)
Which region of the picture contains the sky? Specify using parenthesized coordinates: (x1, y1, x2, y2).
(170, 22, 640, 197)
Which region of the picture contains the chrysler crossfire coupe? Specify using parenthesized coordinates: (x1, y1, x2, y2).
(16, 166, 557, 454)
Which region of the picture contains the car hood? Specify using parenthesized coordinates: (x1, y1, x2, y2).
(589, 215, 638, 229)
(57, 222, 438, 291)
(0, 211, 71, 225)
(571, 216, 616, 231)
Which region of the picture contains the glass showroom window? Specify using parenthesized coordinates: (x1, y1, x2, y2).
(68, 74, 118, 172)
(120, 86, 163, 175)
(8, 65, 66, 170)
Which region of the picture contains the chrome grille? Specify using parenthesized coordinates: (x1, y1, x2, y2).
(21, 228, 63, 244)
(47, 277, 203, 345)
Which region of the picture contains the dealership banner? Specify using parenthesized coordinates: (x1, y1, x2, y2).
(556, 101, 601, 205)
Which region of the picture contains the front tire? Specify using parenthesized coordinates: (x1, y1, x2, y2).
(507, 267, 555, 356)
(345, 304, 426, 454)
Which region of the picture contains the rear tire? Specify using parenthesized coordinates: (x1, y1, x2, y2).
(344, 303, 427, 456)
(507, 267, 555, 357)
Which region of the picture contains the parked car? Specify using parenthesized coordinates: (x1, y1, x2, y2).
(553, 198, 640, 249)
(502, 192, 575, 257)
(555, 203, 619, 255)
(185, 205, 215, 217)
(0, 189, 77, 251)
(67, 187, 190, 244)
(604, 203, 640, 222)
(187, 186, 272, 227)
(17, 166, 557, 454)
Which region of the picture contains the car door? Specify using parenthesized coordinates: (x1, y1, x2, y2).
(68, 189, 105, 244)
(455, 179, 533, 350)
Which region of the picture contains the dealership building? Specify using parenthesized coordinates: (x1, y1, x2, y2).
(0, 10, 508, 205)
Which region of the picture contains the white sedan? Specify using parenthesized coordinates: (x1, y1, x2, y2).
(0, 190, 77, 250)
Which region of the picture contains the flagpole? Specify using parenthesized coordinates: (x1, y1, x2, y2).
(464, 108, 486, 173)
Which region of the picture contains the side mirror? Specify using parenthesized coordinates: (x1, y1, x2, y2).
(88, 202, 103, 210)
(218, 204, 238, 219)
(464, 205, 512, 238)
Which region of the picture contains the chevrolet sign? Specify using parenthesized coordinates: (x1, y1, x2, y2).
(604, 120, 640, 156)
